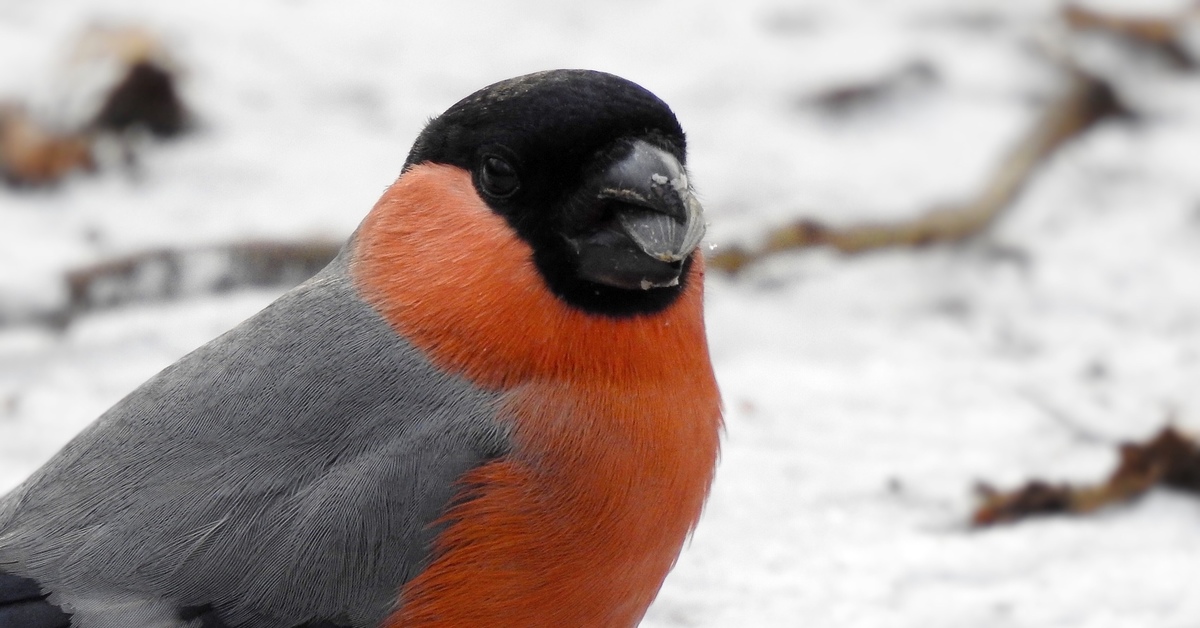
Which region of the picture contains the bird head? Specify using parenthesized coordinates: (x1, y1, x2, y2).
(401, 69, 706, 317)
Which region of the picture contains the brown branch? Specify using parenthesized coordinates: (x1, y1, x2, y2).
(804, 60, 938, 115)
(1063, 3, 1198, 69)
(9, 239, 343, 329)
(972, 426, 1200, 526)
(709, 69, 1127, 274)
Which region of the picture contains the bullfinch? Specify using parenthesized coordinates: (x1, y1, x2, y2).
(0, 69, 722, 628)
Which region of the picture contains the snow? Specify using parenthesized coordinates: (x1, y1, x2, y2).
(3, 1, 1200, 626)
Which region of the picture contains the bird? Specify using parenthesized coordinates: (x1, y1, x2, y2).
(0, 69, 722, 628)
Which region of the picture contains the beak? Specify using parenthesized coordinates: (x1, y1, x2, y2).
(569, 140, 706, 290)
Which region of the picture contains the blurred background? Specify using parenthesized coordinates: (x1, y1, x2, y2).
(3, 0, 1200, 625)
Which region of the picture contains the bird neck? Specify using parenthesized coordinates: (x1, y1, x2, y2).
(352, 163, 713, 392)
(356, 163, 722, 626)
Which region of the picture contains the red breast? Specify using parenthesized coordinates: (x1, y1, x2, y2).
(354, 163, 722, 627)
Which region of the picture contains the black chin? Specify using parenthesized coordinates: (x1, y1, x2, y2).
(532, 246, 694, 318)
(572, 231, 684, 291)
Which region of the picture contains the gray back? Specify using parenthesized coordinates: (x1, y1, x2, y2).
(0, 251, 509, 628)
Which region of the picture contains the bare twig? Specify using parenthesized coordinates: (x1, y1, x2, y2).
(8, 239, 342, 329)
(1063, 3, 1198, 69)
(710, 69, 1127, 274)
(973, 426, 1200, 526)
(804, 60, 938, 115)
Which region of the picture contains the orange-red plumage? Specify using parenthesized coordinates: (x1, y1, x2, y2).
(354, 164, 722, 627)
(0, 70, 719, 628)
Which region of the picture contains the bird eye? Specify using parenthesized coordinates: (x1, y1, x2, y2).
(479, 155, 520, 199)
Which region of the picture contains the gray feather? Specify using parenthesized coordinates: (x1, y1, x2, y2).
(0, 250, 509, 628)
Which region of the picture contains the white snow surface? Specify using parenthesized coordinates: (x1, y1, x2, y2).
(3, 1, 1200, 626)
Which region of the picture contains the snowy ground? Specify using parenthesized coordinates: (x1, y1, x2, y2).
(4, 0, 1200, 626)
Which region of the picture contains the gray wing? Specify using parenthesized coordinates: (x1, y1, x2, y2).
(0, 253, 509, 628)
